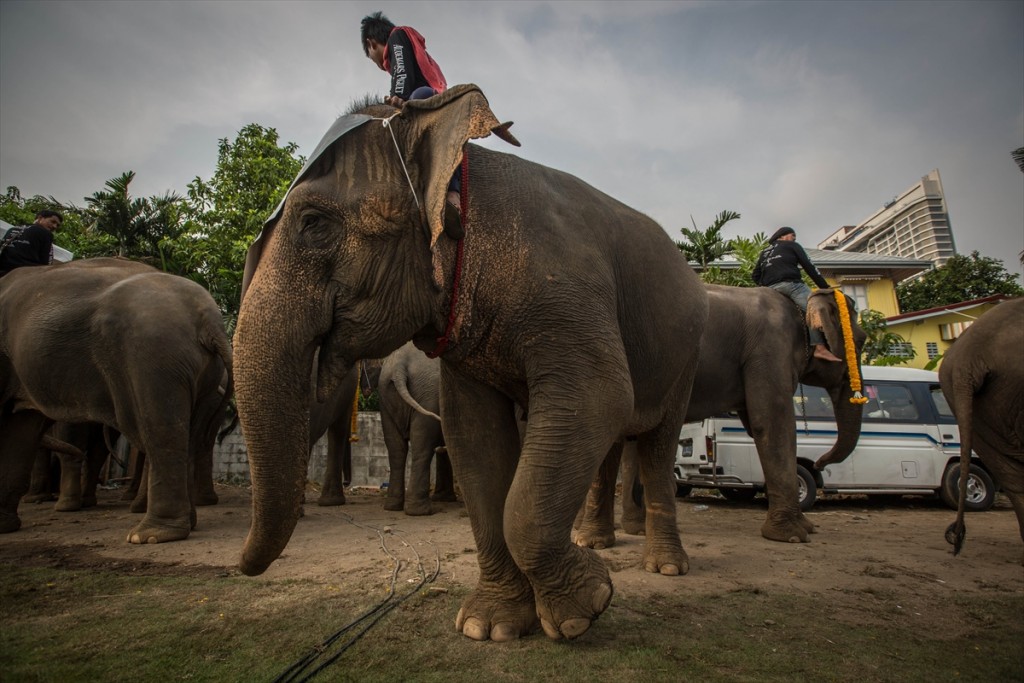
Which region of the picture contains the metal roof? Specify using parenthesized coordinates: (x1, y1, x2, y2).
(700, 247, 933, 283)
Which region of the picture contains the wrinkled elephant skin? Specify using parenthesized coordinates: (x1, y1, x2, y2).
(576, 286, 866, 547)
(0, 258, 233, 543)
(233, 85, 708, 641)
(939, 298, 1024, 560)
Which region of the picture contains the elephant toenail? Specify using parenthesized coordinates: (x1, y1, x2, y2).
(540, 618, 562, 640)
(561, 618, 592, 639)
(592, 583, 613, 612)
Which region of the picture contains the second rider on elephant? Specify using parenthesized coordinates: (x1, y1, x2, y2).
(753, 226, 842, 363)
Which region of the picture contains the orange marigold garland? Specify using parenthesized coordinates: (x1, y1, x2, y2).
(833, 289, 869, 405)
(349, 362, 361, 442)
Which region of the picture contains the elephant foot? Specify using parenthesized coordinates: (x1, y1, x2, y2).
(129, 497, 147, 514)
(534, 545, 614, 640)
(573, 522, 616, 550)
(404, 499, 433, 516)
(798, 511, 817, 534)
(620, 515, 645, 536)
(431, 490, 458, 502)
(20, 493, 53, 505)
(642, 536, 690, 575)
(456, 578, 539, 642)
(383, 496, 404, 512)
(54, 498, 83, 512)
(0, 512, 22, 533)
(82, 495, 98, 508)
(761, 510, 812, 543)
(316, 492, 347, 506)
(126, 517, 191, 544)
(196, 492, 219, 507)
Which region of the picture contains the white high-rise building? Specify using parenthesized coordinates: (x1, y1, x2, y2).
(818, 169, 957, 269)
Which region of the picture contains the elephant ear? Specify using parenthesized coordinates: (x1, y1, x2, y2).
(402, 84, 520, 253)
(807, 290, 867, 366)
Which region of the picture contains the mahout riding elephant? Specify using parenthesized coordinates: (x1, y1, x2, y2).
(377, 341, 455, 515)
(576, 285, 867, 548)
(233, 84, 708, 642)
(0, 257, 233, 543)
(939, 298, 1024, 560)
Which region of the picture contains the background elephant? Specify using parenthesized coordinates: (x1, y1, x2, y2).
(24, 423, 112, 511)
(939, 297, 1024, 557)
(308, 363, 361, 506)
(377, 341, 455, 515)
(0, 257, 232, 543)
(233, 85, 708, 642)
(576, 286, 867, 547)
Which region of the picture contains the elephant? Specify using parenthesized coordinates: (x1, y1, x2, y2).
(233, 84, 708, 642)
(939, 297, 1024, 559)
(575, 285, 867, 548)
(377, 341, 455, 515)
(24, 422, 112, 511)
(308, 363, 361, 506)
(0, 257, 233, 543)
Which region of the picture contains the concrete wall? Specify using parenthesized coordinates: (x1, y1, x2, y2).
(213, 412, 392, 488)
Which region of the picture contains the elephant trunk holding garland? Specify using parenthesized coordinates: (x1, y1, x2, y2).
(377, 341, 455, 515)
(576, 285, 867, 547)
(233, 84, 708, 642)
(939, 297, 1024, 560)
(0, 257, 233, 543)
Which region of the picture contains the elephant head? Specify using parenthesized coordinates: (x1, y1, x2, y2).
(804, 289, 868, 469)
(234, 85, 516, 576)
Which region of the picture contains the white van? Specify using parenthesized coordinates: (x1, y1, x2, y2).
(674, 366, 997, 511)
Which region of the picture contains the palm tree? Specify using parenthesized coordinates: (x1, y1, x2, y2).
(84, 171, 183, 265)
(676, 210, 741, 271)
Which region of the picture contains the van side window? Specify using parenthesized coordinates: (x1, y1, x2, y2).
(794, 385, 833, 419)
(863, 383, 919, 421)
(930, 385, 955, 420)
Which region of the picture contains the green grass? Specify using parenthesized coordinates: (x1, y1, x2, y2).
(2, 565, 1021, 682)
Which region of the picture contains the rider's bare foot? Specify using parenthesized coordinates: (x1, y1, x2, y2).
(813, 344, 842, 362)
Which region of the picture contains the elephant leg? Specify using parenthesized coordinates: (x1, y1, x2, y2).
(442, 369, 536, 642)
(573, 441, 622, 549)
(22, 447, 56, 504)
(123, 446, 144, 503)
(636, 420, 691, 575)
(405, 417, 442, 516)
(619, 441, 646, 535)
(1, 410, 52, 533)
(381, 412, 409, 512)
(54, 451, 84, 512)
(747, 401, 811, 543)
(317, 419, 349, 506)
(431, 447, 457, 502)
(81, 425, 109, 509)
(130, 454, 149, 513)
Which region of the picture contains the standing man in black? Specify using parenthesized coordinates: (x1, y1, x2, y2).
(753, 226, 842, 362)
(0, 210, 63, 277)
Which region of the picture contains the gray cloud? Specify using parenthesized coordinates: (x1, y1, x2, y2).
(2, 0, 1020, 278)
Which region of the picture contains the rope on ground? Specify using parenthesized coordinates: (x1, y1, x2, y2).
(272, 512, 441, 683)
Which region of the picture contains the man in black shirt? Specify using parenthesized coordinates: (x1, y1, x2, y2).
(753, 226, 842, 362)
(0, 210, 62, 277)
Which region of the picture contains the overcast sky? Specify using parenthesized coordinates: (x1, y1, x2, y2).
(2, 1, 1021, 278)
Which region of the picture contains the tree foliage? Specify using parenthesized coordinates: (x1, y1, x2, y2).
(677, 210, 740, 271)
(896, 251, 1024, 313)
(858, 309, 915, 366)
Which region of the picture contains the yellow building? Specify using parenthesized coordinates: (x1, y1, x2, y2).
(884, 295, 1017, 369)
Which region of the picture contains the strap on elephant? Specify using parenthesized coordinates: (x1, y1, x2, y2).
(427, 149, 469, 359)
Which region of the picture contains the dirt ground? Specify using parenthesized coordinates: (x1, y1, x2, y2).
(4, 483, 1023, 614)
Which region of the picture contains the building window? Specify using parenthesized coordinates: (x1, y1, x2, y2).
(843, 284, 869, 312)
(887, 342, 915, 358)
(926, 342, 939, 359)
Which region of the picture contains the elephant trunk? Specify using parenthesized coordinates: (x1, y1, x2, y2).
(814, 378, 865, 469)
(234, 280, 319, 577)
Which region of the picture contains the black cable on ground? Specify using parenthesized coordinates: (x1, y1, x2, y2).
(272, 513, 441, 683)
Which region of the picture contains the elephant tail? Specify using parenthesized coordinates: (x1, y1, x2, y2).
(391, 363, 440, 422)
(198, 328, 235, 452)
(944, 374, 977, 556)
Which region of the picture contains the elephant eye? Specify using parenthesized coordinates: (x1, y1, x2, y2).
(297, 211, 335, 249)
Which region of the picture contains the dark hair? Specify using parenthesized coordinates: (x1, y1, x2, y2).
(769, 226, 795, 243)
(361, 11, 395, 56)
(35, 209, 62, 223)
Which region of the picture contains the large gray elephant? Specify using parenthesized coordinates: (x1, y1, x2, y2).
(233, 84, 708, 642)
(939, 297, 1024, 558)
(377, 341, 455, 515)
(576, 285, 867, 547)
(0, 257, 232, 543)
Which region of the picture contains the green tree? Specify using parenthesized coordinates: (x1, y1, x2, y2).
(0, 186, 106, 259)
(858, 309, 915, 366)
(179, 123, 304, 327)
(896, 251, 1024, 313)
(677, 210, 741, 270)
(702, 231, 768, 287)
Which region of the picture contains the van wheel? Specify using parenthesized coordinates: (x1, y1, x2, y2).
(797, 465, 817, 511)
(940, 463, 995, 512)
(719, 488, 758, 502)
(676, 484, 693, 498)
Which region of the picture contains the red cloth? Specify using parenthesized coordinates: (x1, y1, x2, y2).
(383, 26, 447, 93)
